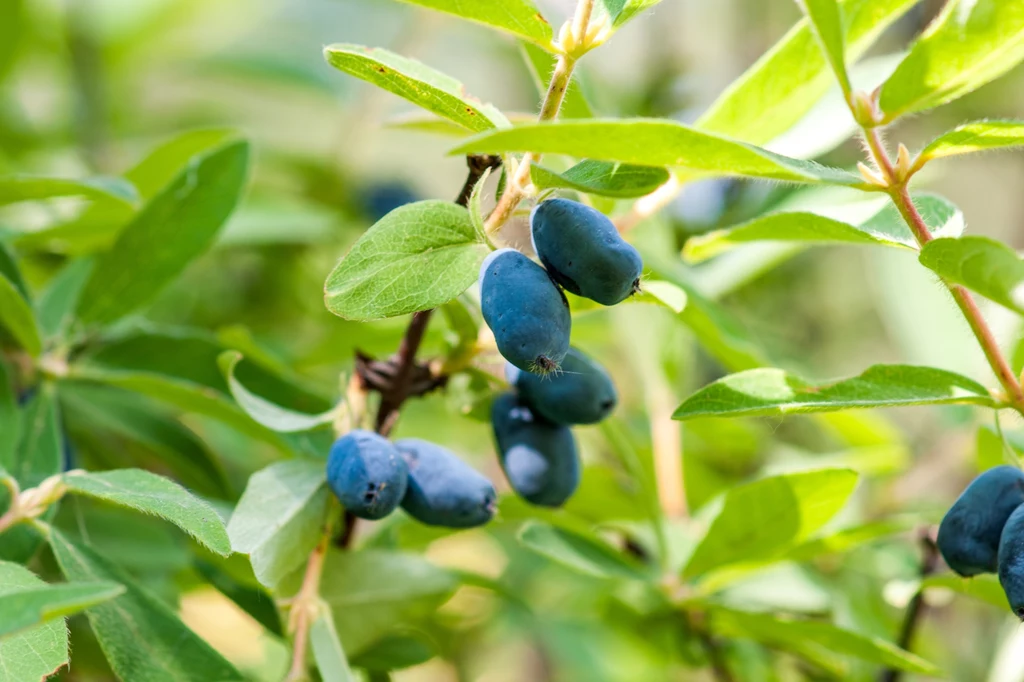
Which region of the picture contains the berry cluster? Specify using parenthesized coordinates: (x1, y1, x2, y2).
(324, 198, 641, 526)
(937, 465, 1024, 617)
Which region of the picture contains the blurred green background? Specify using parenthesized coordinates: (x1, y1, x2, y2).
(5, 0, 1024, 680)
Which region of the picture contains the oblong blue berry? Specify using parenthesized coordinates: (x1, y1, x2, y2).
(396, 439, 496, 528)
(326, 429, 408, 520)
(508, 346, 617, 425)
(938, 464, 1024, 576)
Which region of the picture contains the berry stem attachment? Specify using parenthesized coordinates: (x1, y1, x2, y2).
(484, 0, 595, 236)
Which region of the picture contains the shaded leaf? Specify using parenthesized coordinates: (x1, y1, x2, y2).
(0, 270, 40, 356)
(518, 521, 648, 580)
(393, 0, 553, 48)
(452, 119, 865, 187)
(323, 45, 507, 133)
(4, 384, 62, 487)
(218, 351, 335, 432)
(530, 160, 670, 198)
(674, 365, 996, 420)
(35, 258, 94, 339)
(49, 528, 243, 682)
(0, 562, 68, 682)
(879, 0, 1024, 121)
(226, 459, 328, 587)
(0, 580, 124, 639)
(697, 0, 919, 144)
(324, 200, 489, 321)
(76, 140, 250, 324)
(194, 560, 282, 636)
(0, 175, 137, 206)
(311, 611, 358, 682)
(919, 236, 1024, 315)
(684, 468, 858, 578)
(62, 469, 231, 555)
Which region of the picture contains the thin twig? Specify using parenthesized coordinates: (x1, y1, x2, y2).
(284, 531, 331, 682)
(878, 529, 939, 682)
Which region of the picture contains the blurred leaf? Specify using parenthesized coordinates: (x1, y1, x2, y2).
(36, 258, 94, 339)
(324, 201, 489, 321)
(452, 120, 866, 186)
(0, 242, 28, 298)
(784, 519, 912, 560)
(311, 610, 358, 682)
(0, 0, 24, 79)
(62, 469, 231, 556)
(218, 351, 335, 432)
(385, 112, 477, 136)
(0, 580, 124, 639)
(684, 468, 858, 578)
(323, 45, 508, 133)
(801, 0, 852, 96)
(697, 0, 918, 144)
(193, 560, 282, 636)
(977, 424, 1024, 470)
(530, 160, 670, 198)
(710, 607, 939, 674)
(519, 42, 593, 119)
(15, 130, 238, 255)
(0, 360, 15, 465)
(919, 236, 1024, 315)
(349, 634, 436, 671)
(921, 120, 1024, 162)
(879, 0, 1024, 121)
(76, 140, 250, 325)
(281, 549, 458, 656)
(49, 528, 243, 682)
(518, 521, 648, 580)
(674, 365, 997, 420)
(0, 562, 68, 682)
(684, 193, 961, 262)
(4, 384, 62, 487)
(393, 0, 553, 48)
(65, 366, 291, 451)
(567, 279, 687, 315)
(0, 269, 40, 356)
(922, 573, 1008, 609)
(0, 175, 137, 206)
(226, 459, 328, 588)
(59, 382, 230, 499)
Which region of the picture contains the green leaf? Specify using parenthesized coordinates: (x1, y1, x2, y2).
(683, 193, 962, 262)
(921, 120, 1024, 162)
(0, 269, 39, 356)
(310, 611, 358, 682)
(0, 242, 28, 299)
(324, 200, 489, 321)
(49, 528, 243, 682)
(392, 0, 553, 48)
(0, 175, 137, 206)
(75, 140, 250, 325)
(801, 0, 853, 95)
(683, 468, 858, 578)
(922, 573, 1008, 610)
(674, 365, 997, 420)
(4, 384, 62, 487)
(65, 366, 292, 452)
(518, 521, 648, 580)
(696, 0, 919, 144)
(218, 351, 335, 433)
(281, 549, 458, 656)
(594, 0, 665, 28)
(35, 258, 94, 339)
(0, 360, 15, 466)
(61, 469, 231, 555)
(567, 279, 687, 316)
(0, 562, 68, 682)
(323, 45, 508, 133)
(879, 0, 1024, 121)
(784, 519, 912, 561)
(710, 607, 939, 674)
(519, 42, 592, 119)
(226, 459, 329, 587)
(15, 129, 238, 255)
(919, 236, 1024, 315)
(0, 580, 124, 639)
(451, 120, 865, 187)
(530, 160, 670, 198)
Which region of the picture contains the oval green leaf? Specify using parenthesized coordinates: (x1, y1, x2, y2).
(921, 120, 1024, 162)
(919, 236, 1024, 315)
(530, 160, 670, 198)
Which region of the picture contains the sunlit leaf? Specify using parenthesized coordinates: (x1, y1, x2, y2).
(0, 175, 137, 207)
(530, 160, 670, 198)
(921, 120, 1024, 162)
(919, 236, 1024, 315)
(392, 0, 553, 48)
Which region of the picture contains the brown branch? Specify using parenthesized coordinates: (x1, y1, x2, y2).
(336, 154, 501, 549)
(877, 528, 939, 682)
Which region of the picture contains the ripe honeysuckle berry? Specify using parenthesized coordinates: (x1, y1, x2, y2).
(326, 429, 408, 521)
(396, 439, 496, 528)
(491, 392, 579, 508)
(479, 248, 570, 375)
(937, 465, 1024, 576)
(530, 198, 643, 306)
(507, 346, 617, 425)
(999, 504, 1024, 620)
